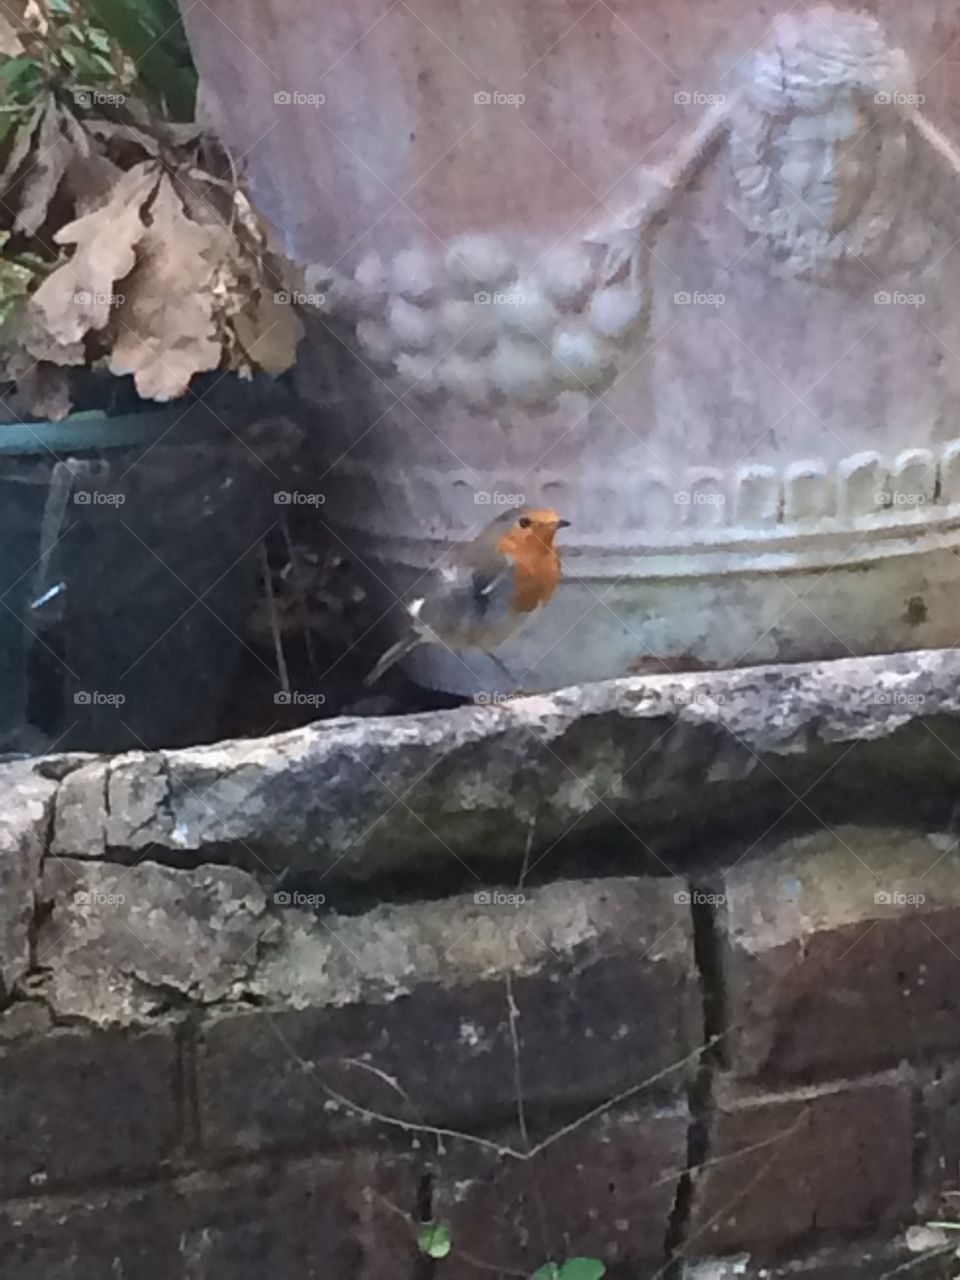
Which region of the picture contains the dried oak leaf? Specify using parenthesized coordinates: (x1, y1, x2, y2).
(63, 147, 126, 217)
(20, 310, 86, 365)
(108, 173, 227, 400)
(28, 160, 159, 351)
(15, 98, 74, 235)
(0, 0, 29, 54)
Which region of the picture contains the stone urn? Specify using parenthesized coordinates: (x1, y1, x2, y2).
(182, 1, 960, 693)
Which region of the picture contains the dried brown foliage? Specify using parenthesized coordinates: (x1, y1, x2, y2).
(0, 92, 303, 417)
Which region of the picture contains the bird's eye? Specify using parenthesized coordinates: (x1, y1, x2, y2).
(518, 516, 531, 529)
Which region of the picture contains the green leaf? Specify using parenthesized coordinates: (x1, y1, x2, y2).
(532, 1263, 606, 1280)
(417, 1222, 452, 1259)
(80, 0, 196, 118)
(559, 1261, 606, 1280)
(0, 57, 43, 94)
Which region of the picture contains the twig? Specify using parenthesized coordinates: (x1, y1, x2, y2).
(876, 1244, 960, 1280)
(310, 1078, 519, 1159)
(518, 813, 536, 894)
(260, 538, 289, 695)
(268, 1000, 718, 1163)
(526, 1036, 721, 1160)
(280, 516, 318, 678)
(654, 1110, 809, 1280)
(338, 1056, 415, 1107)
(337, 1055, 442, 1158)
(506, 973, 552, 1263)
(645, 1117, 816, 1189)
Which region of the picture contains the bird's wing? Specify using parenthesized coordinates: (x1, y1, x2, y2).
(415, 543, 514, 644)
(461, 543, 514, 613)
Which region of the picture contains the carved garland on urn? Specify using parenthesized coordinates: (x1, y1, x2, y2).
(305, 6, 960, 418)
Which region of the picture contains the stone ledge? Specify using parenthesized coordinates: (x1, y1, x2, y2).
(31, 647, 960, 883)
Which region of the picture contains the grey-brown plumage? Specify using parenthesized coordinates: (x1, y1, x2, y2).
(364, 507, 569, 686)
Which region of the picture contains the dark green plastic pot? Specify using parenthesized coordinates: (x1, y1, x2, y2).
(0, 399, 276, 752)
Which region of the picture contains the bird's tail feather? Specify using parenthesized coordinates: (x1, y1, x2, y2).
(363, 635, 422, 686)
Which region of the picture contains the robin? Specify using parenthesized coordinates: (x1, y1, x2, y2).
(364, 506, 570, 687)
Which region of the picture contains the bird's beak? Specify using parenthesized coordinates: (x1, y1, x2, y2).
(557, 519, 571, 529)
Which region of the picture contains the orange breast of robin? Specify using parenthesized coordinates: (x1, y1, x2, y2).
(496, 533, 561, 613)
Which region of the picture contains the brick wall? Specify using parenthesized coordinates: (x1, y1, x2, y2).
(4, 661, 960, 1278)
(4, 818, 960, 1276)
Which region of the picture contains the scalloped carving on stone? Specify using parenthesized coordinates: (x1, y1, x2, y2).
(685, 469, 726, 528)
(939, 441, 960, 504)
(886, 448, 936, 510)
(839, 452, 888, 519)
(784, 461, 836, 523)
(736, 465, 781, 527)
(331, 438, 960, 545)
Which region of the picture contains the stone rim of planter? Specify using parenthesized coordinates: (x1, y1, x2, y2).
(23, 646, 960, 886)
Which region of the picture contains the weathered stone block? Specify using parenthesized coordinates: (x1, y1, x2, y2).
(0, 1027, 179, 1194)
(0, 766, 57, 1001)
(433, 1104, 688, 1277)
(688, 1075, 914, 1253)
(36, 858, 268, 1023)
(715, 828, 960, 1080)
(50, 760, 107, 859)
(199, 878, 702, 1155)
(0, 1154, 418, 1280)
